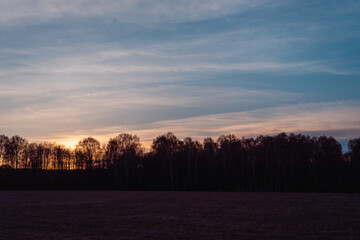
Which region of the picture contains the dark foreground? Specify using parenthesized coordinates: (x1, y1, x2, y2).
(0, 192, 359, 240)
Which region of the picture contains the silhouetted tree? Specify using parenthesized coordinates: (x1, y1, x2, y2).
(42, 142, 54, 170)
(349, 138, 360, 164)
(75, 137, 101, 170)
(202, 137, 218, 190)
(4, 135, 28, 169)
(105, 133, 142, 187)
(217, 134, 241, 190)
(54, 144, 71, 170)
(0, 132, 359, 192)
(181, 137, 202, 190)
(26, 143, 42, 169)
(348, 137, 360, 192)
(152, 132, 181, 190)
(0, 135, 10, 166)
(314, 136, 342, 191)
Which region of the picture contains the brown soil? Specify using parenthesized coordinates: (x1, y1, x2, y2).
(0, 191, 359, 240)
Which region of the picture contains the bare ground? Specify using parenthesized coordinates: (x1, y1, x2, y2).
(0, 191, 359, 240)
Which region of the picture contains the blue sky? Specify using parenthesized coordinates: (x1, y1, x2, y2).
(0, 0, 359, 149)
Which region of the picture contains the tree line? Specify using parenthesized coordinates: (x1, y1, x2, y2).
(0, 132, 359, 192)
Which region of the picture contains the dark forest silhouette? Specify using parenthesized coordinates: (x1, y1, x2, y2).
(0, 132, 359, 192)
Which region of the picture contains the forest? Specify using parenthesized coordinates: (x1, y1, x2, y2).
(0, 132, 359, 192)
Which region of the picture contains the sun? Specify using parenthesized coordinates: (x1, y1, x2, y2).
(59, 140, 79, 149)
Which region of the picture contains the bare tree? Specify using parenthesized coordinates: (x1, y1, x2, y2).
(0, 135, 9, 166)
(105, 133, 142, 187)
(152, 132, 180, 190)
(54, 144, 70, 170)
(183, 137, 202, 190)
(75, 137, 101, 170)
(349, 138, 360, 164)
(26, 143, 42, 169)
(4, 135, 28, 169)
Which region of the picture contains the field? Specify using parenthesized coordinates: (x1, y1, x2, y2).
(0, 192, 359, 240)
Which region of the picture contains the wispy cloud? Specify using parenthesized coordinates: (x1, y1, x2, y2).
(0, 0, 270, 26)
(1, 41, 355, 76)
(25, 101, 360, 148)
(0, 61, 324, 75)
(0, 82, 295, 131)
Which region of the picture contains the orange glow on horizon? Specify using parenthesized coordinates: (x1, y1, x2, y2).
(56, 138, 89, 150)
(59, 140, 79, 149)
(57, 136, 152, 151)
(32, 102, 360, 153)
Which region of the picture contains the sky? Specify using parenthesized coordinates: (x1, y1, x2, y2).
(0, 0, 359, 150)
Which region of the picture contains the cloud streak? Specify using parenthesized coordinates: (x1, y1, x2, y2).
(0, 0, 270, 26)
(26, 101, 360, 149)
(1, 42, 355, 76)
(0, 82, 295, 132)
